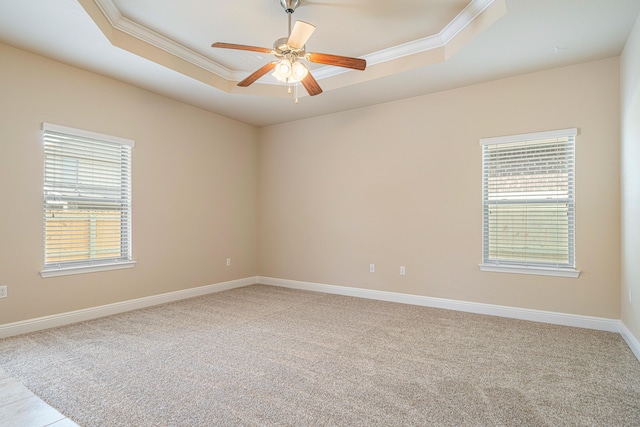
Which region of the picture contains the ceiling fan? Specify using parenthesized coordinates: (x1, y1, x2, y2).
(211, 0, 366, 98)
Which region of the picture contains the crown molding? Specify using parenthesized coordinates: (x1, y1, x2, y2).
(368, 0, 495, 66)
(94, 0, 239, 81)
(441, 0, 496, 44)
(93, 0, 498, 84)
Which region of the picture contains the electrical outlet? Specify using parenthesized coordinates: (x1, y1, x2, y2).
(369, 264, 375, 273)
(400, 266, 406, 276)
(226, 258, 231, 267)
(0, 285, 7, 299)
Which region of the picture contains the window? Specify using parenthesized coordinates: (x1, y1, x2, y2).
(480, 128, 579, 277)
(41, 123, 135, 278)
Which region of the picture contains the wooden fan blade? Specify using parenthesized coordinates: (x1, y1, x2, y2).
(211, 42, 272, 54)
(238, 62, 277, 87)
(287, 21, 316, 49)
(301, 71, 323, 96)
(307, 52, 366, 71)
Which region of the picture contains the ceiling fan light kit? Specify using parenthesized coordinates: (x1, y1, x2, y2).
(273, 59, 309, 83)
(211, 0, 366, 101)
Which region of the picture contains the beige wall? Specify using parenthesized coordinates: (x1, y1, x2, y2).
(259, 57, 621, 318)
(621, 15, 640, 338)
(0, 40, 626, 327)
(0, 43, 259, 324)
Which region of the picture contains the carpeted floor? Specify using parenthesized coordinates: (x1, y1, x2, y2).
(0, 284, 639, 426)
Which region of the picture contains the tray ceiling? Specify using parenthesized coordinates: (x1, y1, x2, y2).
(1, 0, 639, 126)
(80, 0, 504, 97)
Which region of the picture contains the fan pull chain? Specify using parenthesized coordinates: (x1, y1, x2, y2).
(286, 82, 299, 104)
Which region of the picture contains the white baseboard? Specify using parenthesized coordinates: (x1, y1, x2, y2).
(4, 275, 637, 363)
(258, 276, 621, 333)
(0, 276, 258, 339)
(620, 322, 640, 361)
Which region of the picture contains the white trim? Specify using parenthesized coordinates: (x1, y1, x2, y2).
(311, 0, 496, 81)
(0, 277, 257, 339)
(361, 35, 444, 69)
(361, 0, 497, 69)
(93, 0, 497, 83)
(93, 0, 239, 81)
(40, 261, 137, 278)
(42, 122, 135, 147)
(3, 275, 637, 363)
(479, 264, 580, 278)
(479, 128, 578, 146)
(620, 322, 640, 361)
(440, 0, 496, 45)
(258, 277, 620, 332)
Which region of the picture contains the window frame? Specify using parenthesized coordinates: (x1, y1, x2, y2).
(479, 128, 580, 278)
(40, 123, 136, 278)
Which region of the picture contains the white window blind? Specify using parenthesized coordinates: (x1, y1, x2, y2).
(480, 128, 578, 277)
(41, 123, 135, 277)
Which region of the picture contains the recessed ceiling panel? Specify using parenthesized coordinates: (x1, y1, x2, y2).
(84, 0, 505, 95)
(111, 0, 471, 65)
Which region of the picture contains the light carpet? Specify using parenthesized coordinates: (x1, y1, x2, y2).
(0, 284, 639, 426)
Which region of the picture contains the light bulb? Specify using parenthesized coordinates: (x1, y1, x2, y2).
(273, 59, 292, 82)
(291, 61, 308, 81)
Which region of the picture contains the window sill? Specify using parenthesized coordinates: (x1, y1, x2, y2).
(41, 261, 136, 278)
(479, 264, 580, 278)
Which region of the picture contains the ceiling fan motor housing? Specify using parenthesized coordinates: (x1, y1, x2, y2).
(211, 0, 364, 97)
(273, 37, 305, 59)
(280, 0, 300, 14)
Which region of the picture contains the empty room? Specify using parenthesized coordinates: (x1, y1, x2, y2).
(1, 0, 640, 425)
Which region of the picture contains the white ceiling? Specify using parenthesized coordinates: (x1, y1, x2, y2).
(1, 0, 639, 127)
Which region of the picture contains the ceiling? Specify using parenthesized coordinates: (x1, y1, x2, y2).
(1, 0, 639, 127)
